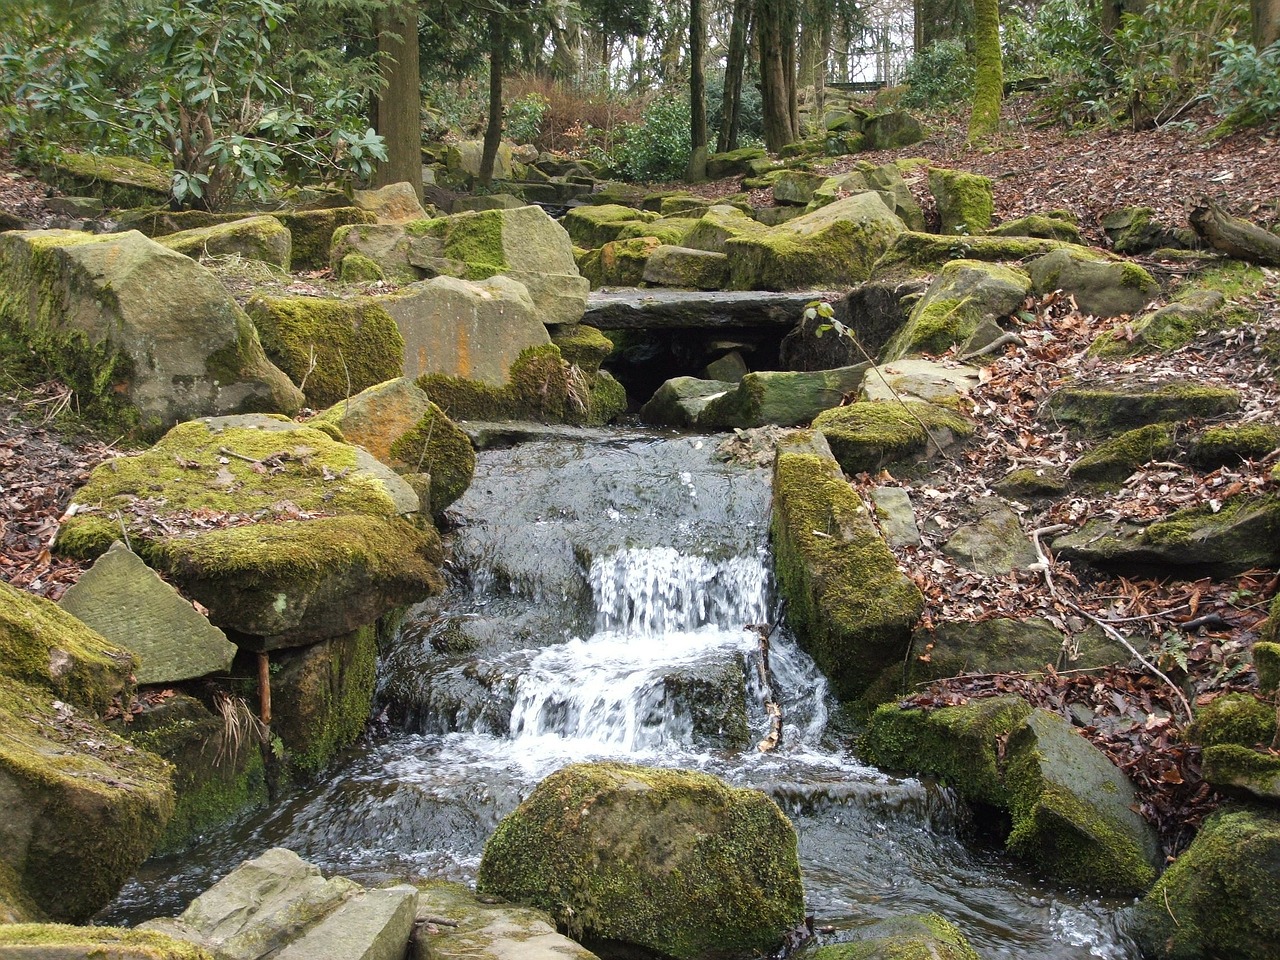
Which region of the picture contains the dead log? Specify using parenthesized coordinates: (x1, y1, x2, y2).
(1189, 199, 1280, 266)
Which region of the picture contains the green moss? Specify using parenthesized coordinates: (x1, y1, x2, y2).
(1190, 260, 1269, 299)
(48, 153, 172, 207)
(550, 324, 613, 375)
(562, 204, 658, 249)
(1044, 380, 1241, 436)
(1069, 424, 1174, 485)
(278, 208, 377, 271)
(992, 466, 1068, 498)
(1143, 494, 1280, 560)
(577, 236, 661, 288)
(1192, 424, 1280, 468)
(872, 232, 1067, 280)
(928, 169, 994, 235)
(585, 369, 627, 426)
(989, 215, 1083, 244)
(0, 580, 134, 715)
(245, 295, 404, 409)
(814, 400, 972, 474)
(860, 697, 1031, 807)
(724, 213, 892, 291)
(1255, 639, 1280, 692)
(1202, 743, 1280, 792)
(388, 401, 477, 513)
(770, 451, 924, 700)
(476, 762, 803, 960)
(0, 924, 214, 958)
(1187, 693, 1277, 747)
(811, 914, 980, 960)
(338, 252, 386, 282)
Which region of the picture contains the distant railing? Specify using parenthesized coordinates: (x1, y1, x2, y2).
(826, 80, 887, 93)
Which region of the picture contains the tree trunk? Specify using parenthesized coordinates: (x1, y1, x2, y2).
(967, 0, 1001, 143)
(1101, 0, 1148, 38)
(1190, 200, 1280, 266)
(373, 3, 422, 200)
(479, 12, 504, 187)
(688, 0, 708, 180)
(758, 0, 798, 152)
(718, 0, 752, 152)
(1254, 0, 1280, 49)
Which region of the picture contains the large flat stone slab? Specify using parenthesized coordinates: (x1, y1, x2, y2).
(415, 881, 600, 960)
(584, 290, 830, 329)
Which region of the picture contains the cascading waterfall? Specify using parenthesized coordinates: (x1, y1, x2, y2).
(99, 431, 1139, 960)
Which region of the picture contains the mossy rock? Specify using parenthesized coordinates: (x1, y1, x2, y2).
(1191, 423, 1280, 468)
(0, 675, 175, 922)
(477, 762, 804, 960)
(814, 400, 971, 474)
(699, 366, 871, 429)
(549, 323, 613, 375)
(861, 110, 925, 151)
(1042, 378, 1240, 436)
(386, 403, 477, 513)
(871, 232, 1068, 281)
(577, 236, 662, 288)
(0, 924, 214, 959)
(771, 435, 924, 700)
(0, 580, 135, 715)
(617, 216, 712, 247)
(1102, 206, 1184, 254)
(771, 170, 829, 206)
(278, 207, 377, 271)
(1201, 743, 1280, 801)
(561, 203, 658, 249)
(1029, 247, 1160, 318)
(928, 168, 994, 236)
(156, 215, 292, 270)
(55, 416, 442, 648)
(338, 252, 386, 282)
(881, 259, 1031, 361)
(1187, 692, 1277, 747)
(1131, 807, 1280, 960)
(706, 147, 768, 179)
(1255, 639, 1280, 692)
(1089, 289, 1226, 357)
(245, 295, 404, 409)
(47, 153, 172, 208)
(1068, 424, 1175, 485)
(993, 466, 1068, 499)
(861, 696, 1032, 807)
(682, 205, 770, 254)
(989, 214, 1083, 244)
(809, 914, 980, 960)
(641, 245, 729, 290)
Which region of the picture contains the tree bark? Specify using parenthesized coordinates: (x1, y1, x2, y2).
(718, 0, 752, 152)
(479, 11, 504, 187)
(373, 3, 422, 200)
(688, 0, 708, 180)
(1254, 0, 1280, 49)
(967, 0, 1002, 143)
(758, 0, 797, 152)
(1190, 200, 1280, 266)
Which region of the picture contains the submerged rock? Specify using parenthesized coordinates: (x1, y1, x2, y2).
(809, 913, 980, 960)
(477, 762, 804, 960)
(415, 880, 600, 960)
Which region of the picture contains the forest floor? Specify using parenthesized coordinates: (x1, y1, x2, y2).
(2, 100, 1279, 859)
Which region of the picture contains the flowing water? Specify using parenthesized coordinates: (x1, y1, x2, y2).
(102, 429, 1139, 959)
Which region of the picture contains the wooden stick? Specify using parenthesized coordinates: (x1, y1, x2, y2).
(258, 651, 272, 726)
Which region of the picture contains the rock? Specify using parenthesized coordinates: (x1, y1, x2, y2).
(58, 542, 237, 685)
(1052, 495, 1280, 577)
(273, 885, 418, 960)
(1130, 807, 1280, 960)
(562, 203, 658, 249)
(940, 498, 1038, 575)
(47, 153, 171, 207)
(446, 140, 514, 181)
(681, 205, 769, 253)
(1068, 424, 1174, 484)
(328, 222, 421, 283)
(477, 762, 804, 960)
(700, 366, 872, 429)
(381, 275, 550, 384)
(806, 163, 924, 231)
(928, 169, 994, 236)
(639, 377, 737, 427)
(1191, 423, 1280, 468)
(989, 214, 1083, 244)
(725, 193, 907, 291)
(315, 378, 475, 515)
(280, 208, 378, 271)
(47, 196, 106, 219)
(1042, 378, 1240, 436)
(338, 253, 386, 282)
(0, 925, 214, 958)
(862, 111, 925, 150)
(641, 245, 729, 289)
(0, 230, 303, 434)
(157, 215, 292, 270)
(245, 295, 404, 409)
(352, 181, 429, 222)
(809, 914, 980, 960)
(1029, 248, 1160, 317)
(771, 431, 924, 699)
(780, 280, 925, 371)
(870, 486, 920, 547)
(704, 350, 748, 382)
(859, 357, 981, 405)
(584, 289, 821, 330)
(1190, 199, 1280, 266)
(872, 232, 1068, 280)
(1187, 692, 1276, 747)
(414, 881, 600, 960)
(771, 170, 828, 206)
(577, 236, 661, 287)
(993, 466, 1069, 499)
(1201, 744, 1280, 801)
(1089, 289, 1226, 357)
(705, 147, 768, 179)
(549, 323, 614, 376)
(814, 399, 970, 474)
(55, 415, 442, 650)
(1253, 638, 1280, 692)
(1102, 206, 1183, 254)
(451, 193, 526, 213)
(881, 259, 1032, 361)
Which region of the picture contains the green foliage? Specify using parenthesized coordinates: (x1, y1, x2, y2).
(1210, 38, 1280, 126)
(705, 68, 766, 146)
(504, 91, 549, 145)
(900, 39, 974, 108)
(1, 0, 385, 210)
(608, 94, 691, 182)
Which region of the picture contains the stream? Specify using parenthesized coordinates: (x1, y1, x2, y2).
(101, 428, 1140, 959)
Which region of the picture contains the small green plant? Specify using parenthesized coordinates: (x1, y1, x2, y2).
(608, 94, 691, 182)
(1210, 38, 1280, 126)
(505, 91, 550, 146)
(900, 39, 974, 109)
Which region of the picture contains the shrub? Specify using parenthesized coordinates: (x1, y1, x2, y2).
(900, 39, 974, 108)
(1210, 38, 1280, 126)
(504, 91, 549, 146)
(608, 94, 691, 182)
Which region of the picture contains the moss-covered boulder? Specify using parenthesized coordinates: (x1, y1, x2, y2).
(0, 924, 214, 959)
(871, 232, 1067, 280)
(881, 259, 1032, 361)
(639, 377, 739, 427)
(771, 170, 829, 206)
(809, 914, 980, 960)
(771, 432, 924, 700)
(615, 215, 698, 246)
(156, 215, 292, 270)
(806, 163, 924, 232)
(55, 415, 442, 650)
(682, 205, 771, 253)
(1130, 807, 1280, 960)
(861, 110, 925, 150)
(699, 366, 872, 429)
(641, 245, 729, 290)
(1102, 206, 1184, 254)
(928, 169, 994, 236)
(1068, 424, 1175, 484)
(549, 323, 613, 376)
(446, 140, 514, 181)
(814, 399, 971, 474)
(993, 465, 1069, 499)
(352, 181, 429, 222)
(1029, 247, 1160, 318)
(577, 236, 661, 288)
(940, 498, 1039, 575)
(245, 295, 404, 409)
(279, 207, 377, 271)
(1202, 744, 1280, 801)
(725, 192, 907, 291)
(562, 203, 659, 249)
(989, 214, 1083, 244)
(477, 762, 804, 960)
(0, 230, 303, 435)
(1042, 378, 1240, 436)
(706, 147, 767, 179)
(1187, 692, 1277, 748)
(1191, 423, 1280, 468)
(315, 378, 475, 515)
(1089, 289, 1226, 357)
(1255, 638, 1280, 691)
(1052, 495, 1280, 577)
(47, 152, 171, 207)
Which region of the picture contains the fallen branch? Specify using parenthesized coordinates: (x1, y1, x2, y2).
(749, 618, 784, 753)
